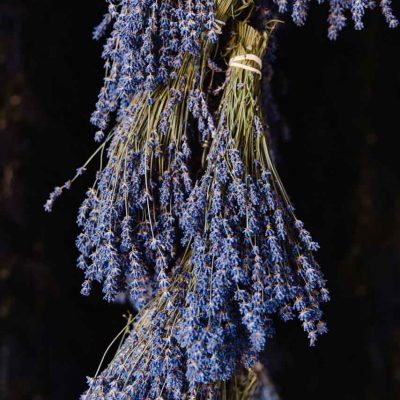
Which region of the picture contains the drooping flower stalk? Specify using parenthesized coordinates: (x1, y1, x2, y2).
(268, 0, 398, 39)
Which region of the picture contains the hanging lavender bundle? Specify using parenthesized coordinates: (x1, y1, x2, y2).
(45, 0, 249, 306)
(81, 257, 278, 399)
(43, 1, 399, 398)
(91, 0, 219, 136)
(177, 21, 329, 383)
(82, 21, 325, 399)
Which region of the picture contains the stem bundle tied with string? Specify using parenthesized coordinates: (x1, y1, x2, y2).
(179, 20, 329, 380)
(81, 20, 326, 400)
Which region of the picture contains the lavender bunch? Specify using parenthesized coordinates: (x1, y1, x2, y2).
(75, 75, 192, 305)
(82, 21, 328, 399)
(268, 0, 398, 39)
(177, 21, 329, 382)
(91, 0, 225, 136)
(62, 0, 246, 306)
(81, 260, 277, 399)
(80, 260, 199, 399)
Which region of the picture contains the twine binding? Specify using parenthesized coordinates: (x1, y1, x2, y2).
(228, 54, 262, 77)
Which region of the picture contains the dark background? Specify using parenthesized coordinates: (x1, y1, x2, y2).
(1, 1, 399, 399)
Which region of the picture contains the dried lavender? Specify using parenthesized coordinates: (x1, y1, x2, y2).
(267, 0, 398, 39)
(91, 0, 222, 135)
(178, 21, 329, 383)
(47, 0, 247, 306)
(81, 257, 193, 399)
(42, 0, 398, 397)
(81, 260, 278, 399)
(75, 76, 192, 305)
(81, 21, 329, 399)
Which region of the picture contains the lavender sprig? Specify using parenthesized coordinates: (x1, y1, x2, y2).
(269, 0, 398, 39)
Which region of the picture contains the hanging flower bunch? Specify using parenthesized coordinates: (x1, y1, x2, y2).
(45, 0, 399, 399)
(48, 0, 252, 306)
(80, 21, 328, 400)
(179, 21, 329, 370)
(91, 0, 222, 136)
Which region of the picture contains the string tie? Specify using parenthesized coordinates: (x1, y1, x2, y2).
(228, 54, 262, 77)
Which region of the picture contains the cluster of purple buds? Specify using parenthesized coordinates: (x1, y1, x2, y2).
(46, 0, 244, 308)
(270, 0, 398, 39)
(81, 277, 189, 400)
(177, 131, 329, 386)
(79, 140, 330, 392)
(81, 267, 277, 400)
(91, 0, 220, 136)
(75, 94, 193, 305)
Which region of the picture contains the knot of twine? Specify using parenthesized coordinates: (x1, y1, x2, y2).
(228, 54, 262, 77)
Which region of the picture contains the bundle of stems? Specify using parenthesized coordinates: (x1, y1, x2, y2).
(45, 0, 400, 398)
(47, 0, 254, 306)
(81, 253, 277, 399)
(179, 24, 329, 370)
(90, 0, 230, 134)
(81, 20, 307, 399)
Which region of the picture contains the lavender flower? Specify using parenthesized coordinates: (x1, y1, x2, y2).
(266, 0, 398, 39)
(81, 258, 280, 400)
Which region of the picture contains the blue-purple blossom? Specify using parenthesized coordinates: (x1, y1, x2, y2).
(75, 103, 192, 304)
